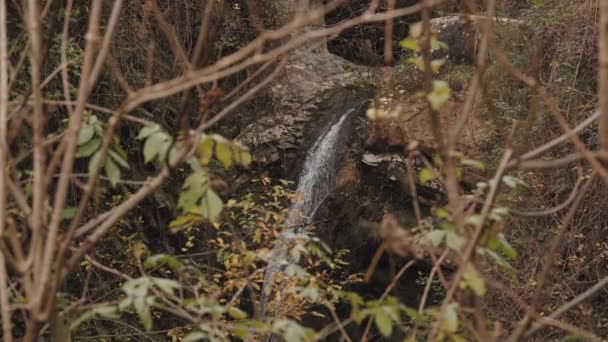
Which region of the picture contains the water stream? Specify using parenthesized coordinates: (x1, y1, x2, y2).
(260, 102, 360, 318)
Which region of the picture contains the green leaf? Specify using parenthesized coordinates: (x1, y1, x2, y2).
(502, 175, 529, 189)
(62, 207, 76, 220)
(69, 305, 119, 331)
(431, 58, 446, 73)
(484, 249, 515, 274)
(197, 136, 215, 165)
(228, 307, 248, 320)
(409, 22, 423, 38)
(461, 263, 486, 296)
(109, 150, 129, 169)
(88, 150, 102, 174)
(490, 207, 510, 222)
(427, 80, 451, 110)
(200, 189, 223, 222)
(136, 124, 161, 140)
(431, 36, 448, 51)
(445, 231, 464, 251)
(465, 214, 483, 227)
(502, 175, 517, 188)
(143, 132, 171, 164)
(419, 168, 436, 184)
(121, 278, 153, 331)
(272, 319, 315, 342)
(231, 142, 252, 167)
(76, 137, 101, 157)
(169, 212, 203, 230)
(183, 332, 207, 342)
(231, 324, 250, 339)
(375, 309, 393, 337)
(407, 56, 425, 72)
(427, 230, 445, 247)
(78, 124, 95, 145)
(151, 277, 179, 295)
(399, 38, 420, 51)
(104, 158, 121, 187)
(441, 303, 459, 334)
(177, 171, 208, 212)
(497, 233, 518, 260)
(432, 207, 450, 219)
(407, 57, 445, 73)
(461, 158, 485, 170)
(240, 150, 252, 167)
(215, 140, 233, 168)
(168, 142, 181, 165)
(135, 297, 152, 331)
(451, 334, 468, 342)
(144, 254, 184, 272)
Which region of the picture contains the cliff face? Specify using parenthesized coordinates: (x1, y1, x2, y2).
(237, 49, 374, 166)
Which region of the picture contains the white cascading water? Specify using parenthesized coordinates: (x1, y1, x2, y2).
(260, 105, 357, 318)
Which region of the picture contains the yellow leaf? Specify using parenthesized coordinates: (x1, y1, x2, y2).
(427, 80, 451, 111)
(419, 168, 436, 184)
(200, 189, 223, 222)
(374, 309, 393, 337)
(197, 136, 215, 165)
(215, 140, 233, 168)
(431, 58, 446, 73)
(409, 22, 423, 38)
(461, 263, 487, 297)
(400, 38, 420, 51)
(441, 303, 459, 334)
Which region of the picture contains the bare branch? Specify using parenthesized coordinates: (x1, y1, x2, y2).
(60, 0, 74, 115)
(510, 176, 587, 217)
(494, 50, 608, 186)
(24, 0, 47, 296)
(430, 148, 513, 339)
(37, 0, 105, 318)
(507, 173, 596, 342)
(449, 0, 495, 146)
(0, 5, 12, 340)
(517, 109, 600, 163)
(526, 273, 608, 337)
(599, 0, 608, 150)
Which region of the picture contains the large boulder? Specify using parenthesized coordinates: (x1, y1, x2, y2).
(237, 49, 373, 165)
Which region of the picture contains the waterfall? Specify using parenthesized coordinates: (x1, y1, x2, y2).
(260, 103, 359, 318)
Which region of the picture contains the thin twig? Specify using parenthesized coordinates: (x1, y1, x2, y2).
(494, 50, 608, 187)
(412, 250, 449, 340)
(361, 260, 416, 341)
(486, 277, 601, 342)
(326, 302, 353, 342)
(526, 273, 608, 337)
(510, 176, 587, 217)
(507, 173, 596, 342)
(516, 109, 600, 163)
(37, 0, 106, 319)
(598, 0, 608, 150)
(430, 148, 513, 339)
(513, 150, 608, 170)
(60, 0, 74, 115)
(449, 0, 495, 146)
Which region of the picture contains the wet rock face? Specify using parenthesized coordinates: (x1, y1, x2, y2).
(237, 50, 374, 166)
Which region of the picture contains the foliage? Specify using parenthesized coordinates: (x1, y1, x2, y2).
(3, 0, 608, 341)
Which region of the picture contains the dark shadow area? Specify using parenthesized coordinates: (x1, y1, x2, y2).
(324, 0, 420, 66)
